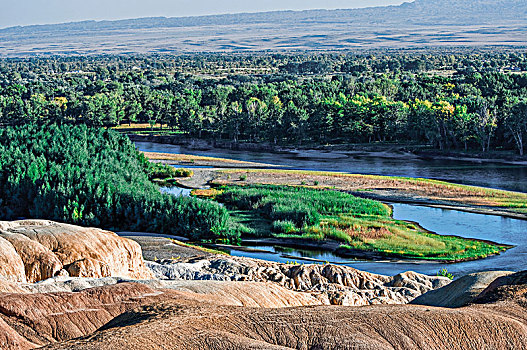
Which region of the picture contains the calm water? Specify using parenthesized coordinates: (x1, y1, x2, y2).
(136, 141, 527, 193)
(160, 187, 192, 197)
(227, 203, 527, 276)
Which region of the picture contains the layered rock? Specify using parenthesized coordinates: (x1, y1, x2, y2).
(0, 220, 153, 283)
(0, 317, 36, 350)
(0, 280, 322, 349)
(475, 270, 527, 304)
(16, 277, 323, 308)
(0, 283, 173, 349)
(0, 237, 26, 283)
(2, 272, 527, 350)
(0, 278, 25, 294)
(45, 291, 527, 350)
(147, 256, 451, 305)
(2, 219, 524, 350)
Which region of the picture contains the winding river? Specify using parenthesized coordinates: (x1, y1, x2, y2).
(142, 141, 527, 276)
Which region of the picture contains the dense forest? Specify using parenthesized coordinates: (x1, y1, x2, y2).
(0, 124, 241, 240)
(1, 50, 526, 154)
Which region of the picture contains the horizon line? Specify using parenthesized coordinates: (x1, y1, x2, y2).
(0, 1, 411, 31)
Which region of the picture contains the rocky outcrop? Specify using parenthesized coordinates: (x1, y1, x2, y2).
(0, 317, 36, 350)
(475, 270, 527, 304)
(147, 256, 451, 305)
(2, 219, 524, 350)
(0, 278, 25, 294)
(2, 272, 527, 350)
(0, 283, 174, 349)
(0, 237, 27, 283)
(412, 270, 514, 308)
(0, 220, 153, 283)
(153, 280, 323, 308)
(16, 277, 323, 308)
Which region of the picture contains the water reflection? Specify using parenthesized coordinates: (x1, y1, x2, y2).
(160, 187, 192, 197)
(143, 141, 527, 276)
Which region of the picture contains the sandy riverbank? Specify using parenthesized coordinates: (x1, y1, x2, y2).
(210, 168, 527, 220)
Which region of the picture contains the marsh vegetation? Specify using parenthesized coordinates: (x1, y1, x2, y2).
(215, 169, 527, 216)
(208, 184, 507, 261)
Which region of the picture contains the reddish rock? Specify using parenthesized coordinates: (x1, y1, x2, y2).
(1, 272, 527, 350)
(45, 298, 527, 350)
(0, 281, 323, 349)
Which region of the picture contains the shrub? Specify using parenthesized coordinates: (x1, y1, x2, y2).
(272, 220, 298, 234)
(437, 268, 455, 280)
(173, 168, 194, 178)
(148, 163, 193, 179)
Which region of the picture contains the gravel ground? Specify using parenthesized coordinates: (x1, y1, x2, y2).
(119, 233, 211, 261)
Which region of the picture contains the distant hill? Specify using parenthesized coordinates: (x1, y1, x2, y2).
(1, 0, 526, 56)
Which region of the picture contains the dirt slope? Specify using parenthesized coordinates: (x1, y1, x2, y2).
(46, 300, 527, 350)
(0, 281, 323, 349)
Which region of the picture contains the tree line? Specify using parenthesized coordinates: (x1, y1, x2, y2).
(1, 51, 526, 154)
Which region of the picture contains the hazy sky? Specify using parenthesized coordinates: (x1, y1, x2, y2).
(0, 0, 407, 28)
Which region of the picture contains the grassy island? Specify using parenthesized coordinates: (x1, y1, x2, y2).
(204, 184, 508, 261)
(214, 169, 527, 216)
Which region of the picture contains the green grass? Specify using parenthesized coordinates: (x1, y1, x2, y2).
(218, 168, 527, 214)
(148, 163, 194, 179)
(214, 184, 507, 261)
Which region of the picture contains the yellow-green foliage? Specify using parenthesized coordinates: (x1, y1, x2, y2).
(149, 163, 193, 179)
(191, 188, 223, 198)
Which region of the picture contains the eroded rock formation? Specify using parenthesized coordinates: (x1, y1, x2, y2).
(1, 220, 525, 350)
(147, 256, 451, 305)
(45, 290, 527, 350)
(0, 220, 153, 283)
(0, 281, 324, 349)
(2, 272, 527, 350)
(411, 270, 515, 308)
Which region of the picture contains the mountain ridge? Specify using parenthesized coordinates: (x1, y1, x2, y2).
(2, 0, 526, 33)
(0, 0, 526, 56)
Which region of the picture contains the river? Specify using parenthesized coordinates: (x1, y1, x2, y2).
(142, 141, 527, 276)
(136, 141, 527, 193)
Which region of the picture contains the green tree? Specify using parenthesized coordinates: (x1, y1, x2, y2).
(504, 98, 527, 156)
